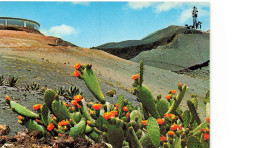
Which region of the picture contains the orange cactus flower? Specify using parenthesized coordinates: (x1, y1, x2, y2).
(103, 112, 112, 120)
(171, 115, 176, 120)
(204, 133, 210, 140)
(160, 136, 166, 142)
(200, 128, 205, 133)
(74, 95, 82, 102)
(164, 114, 173, 118)
(52, 114, 55, 118)
(178, 82, 182, 86)
(74, 63, 81, 69)
(92, 104, 102, 110)
(5, 95, 10, 101)
(58, 120, 69, 126)
(35, 119, 39, 123)
(115, 103, 119, 109)
(171, 90, 177, 94)
(206, 117, 210, 122)
(126, 112, 130, 117)
(18, 120, 22, 124)
(168, 131, 174, 136)
(132, 74, 139, 80)
(86, 120, 91, 125)
(47, 123, 54, 131)
(123, 106, 128, 112)
(157, 118, 164, 125)
(141, 120, 147, 126)
(77, 104, 81, 109)
(33, 104, 41, 110)
(178, 125, 182, 130)
(73, 70, 80, 77)
(58, 133, 62, 137)
(110, 111, 118, 117)
(206, 128, 210, 133)
(17, 116, 24, 120)
(171, 123, 178, 131)
(165, 94, 171, 100)
(71, 100, 77, 106)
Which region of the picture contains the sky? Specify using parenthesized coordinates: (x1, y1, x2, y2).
(0, 1, 210, 48)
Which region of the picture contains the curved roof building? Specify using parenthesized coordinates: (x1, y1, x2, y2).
(0, 17, 40, 30)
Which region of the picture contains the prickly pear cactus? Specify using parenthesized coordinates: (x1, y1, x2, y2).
(51, 99, 75, 125)
(187, 100, 201, 125)
(130, 110, 143, 125)
(190, 97, 198, 110)
(190, 121, 208, 136)
(43, 89, 58, 111)
(156, 98, 170, 118)
(9, 101, 38, 119)
(166, 85, 188, 114)
(71, 112, 82, 123)
(135, 85, 160, 119)
(183, 110, 190, 128)
(187, 136, 202, 148)
(140, 133, 155, 148)
(174, 137, 182, 148)
(128, 126, 142, 148)
(40, 104, 51, 126)
(118, 95, 124, 117)
(82, 65, 105, 104)
(147, 117, 160, 147)
(25, 119, 44, 134)
(106, 124, 124, 148)
(69, 117, 86, 138)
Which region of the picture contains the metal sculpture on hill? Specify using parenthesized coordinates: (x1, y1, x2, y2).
(184, 6, 203, 34)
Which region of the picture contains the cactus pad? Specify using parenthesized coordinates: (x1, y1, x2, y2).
(147, 117, 160, 147)
(9, 101, 38, 119)
(174, 137, 182, 148)
(51, 100, 74, 124)
(82, 67, 105, 104)
(187, 136, 202, 148)
(130, 110, 143, 125)
(183, 110, 190, 128)
(107, 125, 124, 148)
(24, 119, 44, 134)
(187, 100, 201, 125)
(156, 98, 170, 118)
(128, 126, 142, 148)
(43, 89, 57, 111)
(40, 104, 51, 126)
(69, 117, 86, 138)
(118, 95, 124, 117)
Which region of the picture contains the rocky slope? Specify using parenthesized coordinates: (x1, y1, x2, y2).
(0, 30, 209, 136)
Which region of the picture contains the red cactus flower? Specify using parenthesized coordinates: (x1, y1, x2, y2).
(35, 119, 39, 123)
(204, 133, 210, 140)
(103, 112, 112, 120)
(67, 104, 71, 107)
(178, 82, 182, 86)
(168, 131, 174, 136)
(115, 103, 119, 109)
(71, 100, 77, 106)
(132, 74, 139, 80)
(123, 106, 128, 112)
(74, 63, 81, 69)
(52, 114, 55, 118)
(73, 70, 80, 77)
(141, 120, 147, 126)
(126, 112, 130, 117)
(165, 94, 171, 100)
(160, 136, 166, 141)
(92, 104, 102, 110)
(178, 125, 182, 130)
(47, 123, 54, 131)
(58, 133, 62, 137)
(206, 117, 210, 122)
(74, 95, 82, 102)
(157, 118, 164, 125)
(171, 123, 178, 131)
(5, 95, 10, 101)
(200, 128, 205, 133)
(17, 116, 24, 120)
(110, 111, 118, 117)
(33, 104, 41, 110)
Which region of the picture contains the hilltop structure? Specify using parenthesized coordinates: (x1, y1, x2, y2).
(0, 17, 41, 34)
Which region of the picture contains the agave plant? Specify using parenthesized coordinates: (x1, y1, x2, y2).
(66, 85, 82, 99)
(0, 75, 4, 86)
(8, 75, 18, 87)
(31, 82, 40, 90)
(57, 86, 67, 96)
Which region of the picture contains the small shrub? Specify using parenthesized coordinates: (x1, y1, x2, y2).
(8, 75, 18, 87)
